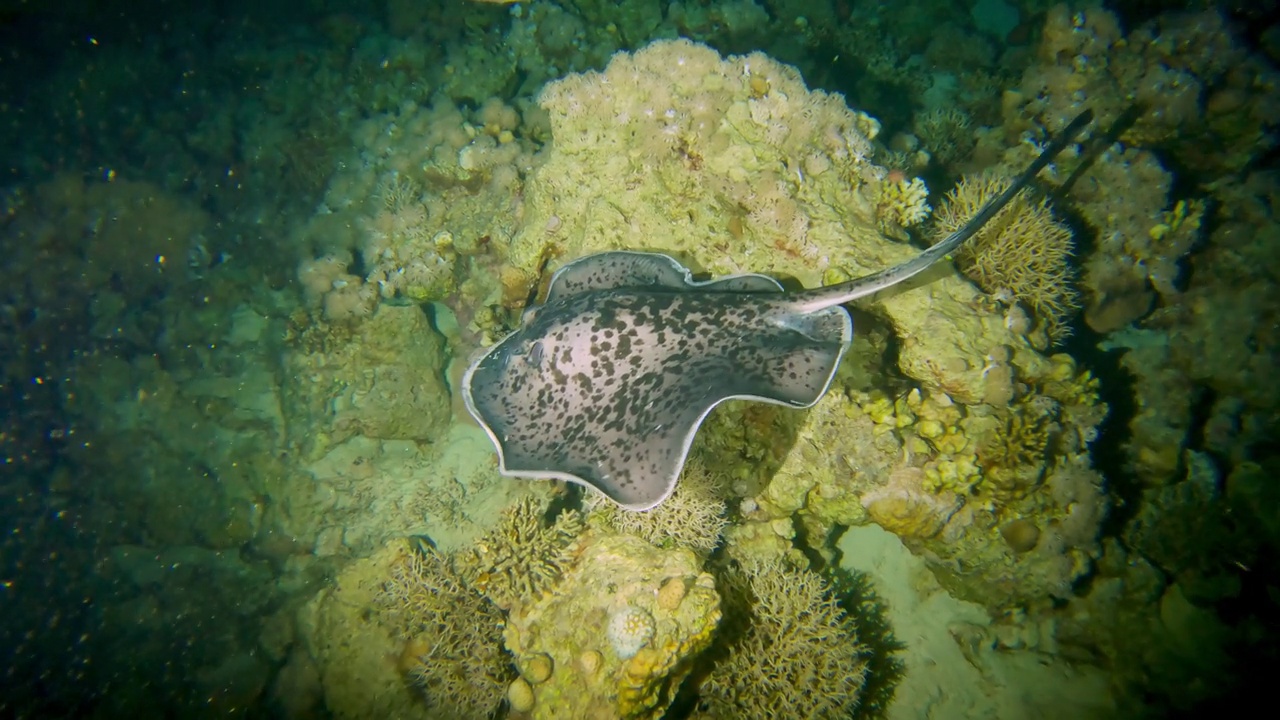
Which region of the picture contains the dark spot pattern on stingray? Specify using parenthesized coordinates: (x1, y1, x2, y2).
(462, 111, 1093, 510)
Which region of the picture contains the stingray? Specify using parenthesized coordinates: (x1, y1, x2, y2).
(463, 110, 1092, 511)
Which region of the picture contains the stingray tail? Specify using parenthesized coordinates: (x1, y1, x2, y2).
(790, 109, 1094, 314)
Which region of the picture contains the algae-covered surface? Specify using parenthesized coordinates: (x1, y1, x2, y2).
(3, 2, 1278, 718)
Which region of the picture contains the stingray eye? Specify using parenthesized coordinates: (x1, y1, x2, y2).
(525, 340, 545, 367)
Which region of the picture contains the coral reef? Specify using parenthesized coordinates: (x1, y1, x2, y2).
(516, 37, 889, 283)
(727, 341, 1109, 612)
(502, 532, 721, 719)
(298, 541, 445, 720)
(292, 94, 538, 347)
(932, 171, 1080, 345)
(303, 495, 589, 719)
(874, 176, 932, 238)
(11, 0, 1280, 716)
(992, 5, 1278, 335)
(694, 558, 868, 719)
(514, 36, 1047, 410)
(378, 542, 514, 719)
(454, 495, 584, 611)
(587, 460, 729, 553)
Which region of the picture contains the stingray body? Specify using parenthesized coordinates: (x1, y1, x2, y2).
(463, 111, 1092, 510)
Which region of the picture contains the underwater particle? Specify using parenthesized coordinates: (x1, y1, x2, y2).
(522, 653, 554, 684)
(608, 606, 656, 659)
(1000, 518, 1041, 553)
(507, 677, 535, 712)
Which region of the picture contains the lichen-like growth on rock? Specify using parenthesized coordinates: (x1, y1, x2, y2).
(454, 495, 584, 610)
(696, 559, 868, 719)
(932, 172, 1080, 345)
(586, 460, 728, 553)
(377, 542, 513, 719)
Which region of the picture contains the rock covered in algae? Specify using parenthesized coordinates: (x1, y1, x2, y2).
(296, 541, 437, 720)
(502, 532, 720, 719)
(282, 303, 451, 461)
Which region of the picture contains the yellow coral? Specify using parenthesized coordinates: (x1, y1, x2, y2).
(876, 176, 931, 235)
(1147, 198, 1203, 241)
(923, 454, 982, 495)
(932, 171, 1080, 344)
(1039, 353, 1102, 406)
(454, 495, 583, 611)
(976, 397, 1059, 499)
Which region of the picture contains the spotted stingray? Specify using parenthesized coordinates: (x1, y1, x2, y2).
(463, 111, 1092, 511)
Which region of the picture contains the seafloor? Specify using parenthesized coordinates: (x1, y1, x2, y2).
(1, 1, 1277, 718)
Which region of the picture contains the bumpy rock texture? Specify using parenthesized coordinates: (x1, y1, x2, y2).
(503, 532, 721, 719)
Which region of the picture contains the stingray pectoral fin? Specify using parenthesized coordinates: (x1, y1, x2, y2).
(575, 306, 854, 510)
(700, 273, 785, 293)
(544, 251, 695, 303)
(737, 305, 854, 406)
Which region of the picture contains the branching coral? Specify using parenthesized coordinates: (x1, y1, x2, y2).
(587, 460, 729, 553)
(377, 543, 513, 719)
(875, 177, 931, 238)
(913, 107, 976, 167)
(976, 395, 1061, 500)
(932, 171, 1080, 345)
(696, 559, 868, 719)
(454, 495, 584, 611)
